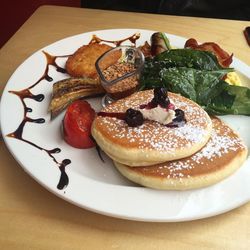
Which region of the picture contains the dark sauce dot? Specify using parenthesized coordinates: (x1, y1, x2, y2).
(33, 94, 45, 102)
(62, 159, 71, 165)
(48, 148, 61, 154)
(57, 168, 69, 190)
(45, 75, 53, 82)
(57, 159, 71, 190)
(33, 118, 45, 124)
(56, 67, 67, 74)
(26, 107, 32, 112)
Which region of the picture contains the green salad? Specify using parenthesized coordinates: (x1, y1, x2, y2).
(139, 34, 250, 115)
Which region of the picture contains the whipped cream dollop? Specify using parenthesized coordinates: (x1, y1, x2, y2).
(139, 105, 176, 125)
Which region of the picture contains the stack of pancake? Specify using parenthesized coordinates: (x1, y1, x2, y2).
(91, 90, 248, 190)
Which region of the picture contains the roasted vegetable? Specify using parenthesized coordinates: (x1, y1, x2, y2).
(150, 32, 171, 56)
(48, 77, 104, 118)
(63, 100, 96, 148)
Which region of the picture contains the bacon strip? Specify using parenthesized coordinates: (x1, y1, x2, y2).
(184, 38, 233, 67)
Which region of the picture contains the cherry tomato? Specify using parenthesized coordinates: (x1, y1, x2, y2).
(63, 100, 95, 149)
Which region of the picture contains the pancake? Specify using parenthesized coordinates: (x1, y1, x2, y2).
(114, 117, 248, 190)
(92, 90, 212, 166)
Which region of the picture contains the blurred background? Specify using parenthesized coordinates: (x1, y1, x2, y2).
(1, 0, 81, 48)
(1, 0, 249, 48)
(83, 0, 250, 21)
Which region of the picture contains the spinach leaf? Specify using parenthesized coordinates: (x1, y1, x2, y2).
(140, 59, 167, 89)
(140, 49, 232, 91)
(160, 67, 228, 105)
(155, 49, 233, 71)
(207, 85, 250, 115)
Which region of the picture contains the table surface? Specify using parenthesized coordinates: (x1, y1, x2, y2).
(0, 5, 250, 250)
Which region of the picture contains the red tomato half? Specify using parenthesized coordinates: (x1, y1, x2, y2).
(63, 100, 96, 149)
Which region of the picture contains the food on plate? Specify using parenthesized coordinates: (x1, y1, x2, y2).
(49, 34, 141, 117)
(181, 38, 245, 104)
(114, 117, 248, 190)
(224, 72, 242, 86)
(102, 61, 138, 99)
(182, 37, 242, 86)
(63, 100, 95, 149)
(66, 43, 117, 78)
(91, 89, 212, 166)
(150, 32, 171, 56)
(48, 31, 249, 117)
(140, 46, 250, 115)
(96, 46, 145, 101)
(138, 41, 151, 58)
(184, 38, 233, 67)
(48, 77, 104, 118)
(5, 29, 249, 196)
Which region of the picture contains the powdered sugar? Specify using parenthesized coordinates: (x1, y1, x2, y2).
(191, 127, 243, 163)
(151, 118, 246, 179)
(97, 90, 212, 152)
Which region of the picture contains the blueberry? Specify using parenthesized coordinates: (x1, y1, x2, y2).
(125, 108, 144, 127)
(152, 87, 170, 108)
(173, 109, 186, 122)
(159, 96, 170, 108)
(154, 87, 168, 98)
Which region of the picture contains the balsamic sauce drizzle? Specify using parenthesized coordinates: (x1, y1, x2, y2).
(7, 51, 71, 190)
(6, 33, 141, 190)
(89, 33, 140, 47)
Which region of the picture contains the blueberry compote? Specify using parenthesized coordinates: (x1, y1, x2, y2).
(97, 88, 186, 127)
(139, 88, 175, 110)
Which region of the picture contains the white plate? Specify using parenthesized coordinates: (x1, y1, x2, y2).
(1, 29, 250, 222)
